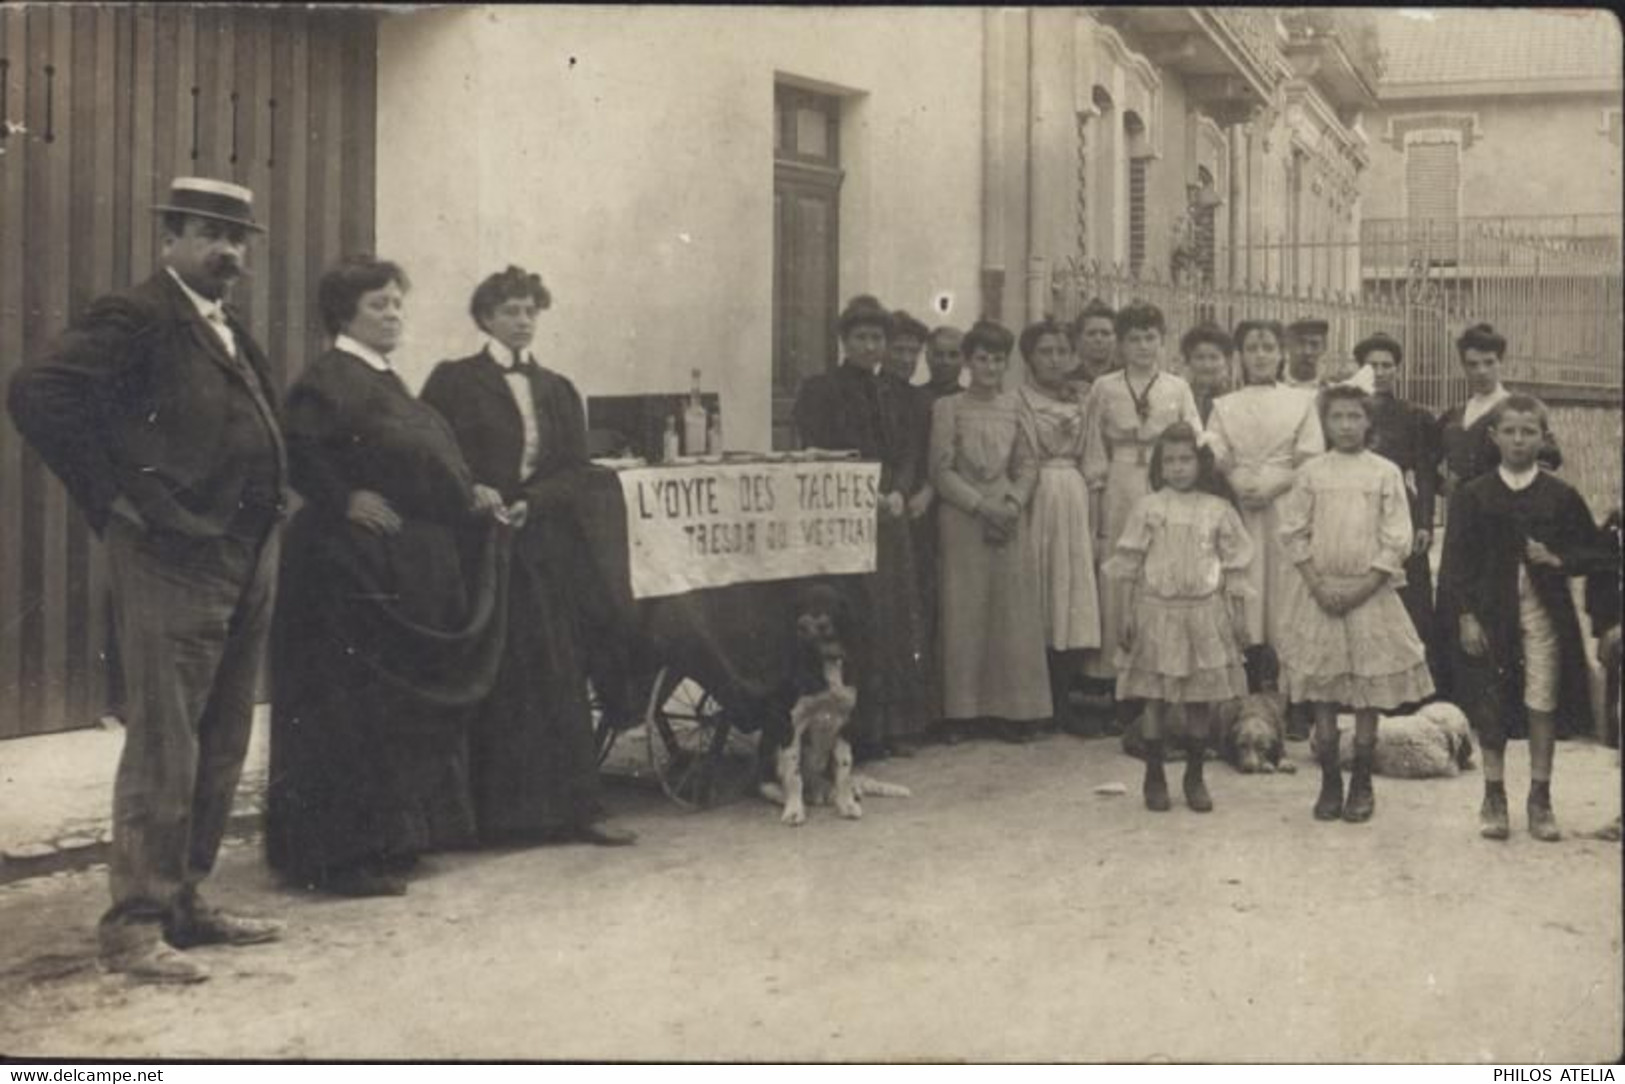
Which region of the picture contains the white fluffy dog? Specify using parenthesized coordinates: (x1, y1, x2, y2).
(1319, 701, 1476, 778)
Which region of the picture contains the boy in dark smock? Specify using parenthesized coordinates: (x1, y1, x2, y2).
(1441, 395, 1604, 842)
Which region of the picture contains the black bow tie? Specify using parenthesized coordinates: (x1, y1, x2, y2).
(496, 349, 534, 373)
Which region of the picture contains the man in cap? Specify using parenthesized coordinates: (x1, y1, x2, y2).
(1284, 317, 1329, 391)
(9, 177, 287, 983)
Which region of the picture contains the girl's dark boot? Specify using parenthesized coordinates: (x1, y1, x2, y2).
(1183, 736, 1213, 812)
(1343, 738, 1376, 823)
(1314, 734, 1344, 821)
(1142, 738, 1171, 812)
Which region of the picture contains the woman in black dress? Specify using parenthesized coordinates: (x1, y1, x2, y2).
(793, 294, 928, 758)
(266, 256, 510, 897)
(420, 266, 635, 846)
(1359, 332, 1442, 691)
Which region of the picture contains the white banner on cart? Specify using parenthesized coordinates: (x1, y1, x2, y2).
(616, 461, 881, 599)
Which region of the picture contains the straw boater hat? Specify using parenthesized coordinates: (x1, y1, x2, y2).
(152, 176, 264, 232)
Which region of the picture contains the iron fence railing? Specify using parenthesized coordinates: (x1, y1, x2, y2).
(1053, 219, 1622, 414)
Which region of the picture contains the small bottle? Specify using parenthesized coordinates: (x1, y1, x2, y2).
(706, 409, 723, 455)
(683, 368, 708, 456)
(662, 414, 681, 462)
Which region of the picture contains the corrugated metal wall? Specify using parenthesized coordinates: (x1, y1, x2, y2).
(0, 6, 377, 739)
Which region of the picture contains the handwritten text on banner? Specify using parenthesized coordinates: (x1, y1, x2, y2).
(615, 461, 880, 599)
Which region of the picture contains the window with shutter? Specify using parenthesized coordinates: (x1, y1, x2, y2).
(1405, 138, 1461, 264)
(1129, 157, 1148, 278)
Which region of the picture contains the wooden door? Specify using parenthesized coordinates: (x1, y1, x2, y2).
(0, 6, 377, 739)
(772, 86, 842, 450)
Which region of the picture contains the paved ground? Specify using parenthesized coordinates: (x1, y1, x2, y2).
(0, 729, 1619, 1063)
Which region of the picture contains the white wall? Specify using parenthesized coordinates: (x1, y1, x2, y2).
(1363, 94, 1623, 222)
(376, 5, 984, 450)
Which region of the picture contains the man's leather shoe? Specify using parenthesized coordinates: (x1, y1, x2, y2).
(571, 820, 638, 846)
(101, 942, 209, 984)
(167, 908, 285, 949)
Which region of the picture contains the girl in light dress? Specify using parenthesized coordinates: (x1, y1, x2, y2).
(1081, 303, 1204, 731)
(1016, 319, 1101, 737)
(1105, 423, 1253, 813)
(1277, 386, 1435, 824)
(1205, 320, 1324, 701)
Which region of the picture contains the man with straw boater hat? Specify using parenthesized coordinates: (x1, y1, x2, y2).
(9, 177, 287, 983)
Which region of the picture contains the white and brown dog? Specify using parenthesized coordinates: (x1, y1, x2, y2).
(759, 586, 910, 825)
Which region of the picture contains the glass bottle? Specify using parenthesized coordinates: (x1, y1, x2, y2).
(683, 368, 708, 456)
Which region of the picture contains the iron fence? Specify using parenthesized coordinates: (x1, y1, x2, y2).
(1055, 215, 1622, 414)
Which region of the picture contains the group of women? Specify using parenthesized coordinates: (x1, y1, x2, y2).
(266, 258, 634, 899)
(260, 267, 1592, 881)
(795, 295, 1578, 755)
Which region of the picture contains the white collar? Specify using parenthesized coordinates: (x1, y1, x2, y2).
(485, 337, 535, 370)
(1469, 384, 1509, 407)
(334, 333, 394, 373)
(1498, 463, 1540, 492)
(165, 266, 226, 321)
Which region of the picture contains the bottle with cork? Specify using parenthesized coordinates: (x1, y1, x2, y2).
(683, 368, 708, 455)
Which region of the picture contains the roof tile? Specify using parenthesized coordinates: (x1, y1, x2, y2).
(1378, 8, 1621, 87)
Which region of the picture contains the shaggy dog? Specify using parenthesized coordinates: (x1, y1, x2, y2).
(1218, 692, 1297, 775)
(1315, 701, 1476, 778)
(757, 586, 910, 825)
(1119, 695, 1296, 774)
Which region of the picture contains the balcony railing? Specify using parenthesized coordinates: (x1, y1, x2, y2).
(1204, 7, 1290, 88)
(1098, 7, 1288, 119)
(1280, 8, 1384, 86)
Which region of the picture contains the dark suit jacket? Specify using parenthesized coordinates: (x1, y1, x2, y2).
(7, 270, 284, 537)
(420, 349, 589, 508)
(420, 348, 594, 559)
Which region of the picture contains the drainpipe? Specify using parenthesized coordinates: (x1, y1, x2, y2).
(981, 7, 1006, 322)
(1229, 122, 1247, 286)
(1025, 7, 1047, 325)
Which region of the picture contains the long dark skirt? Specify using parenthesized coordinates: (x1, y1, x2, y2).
(467, 529, 603, 838)
(911, 506, 944, 726)
(849, 514, 928, 743)
(266, 512, 507, 885)
(1398, 548, 1443, 691)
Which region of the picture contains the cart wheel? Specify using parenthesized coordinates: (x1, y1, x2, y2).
(645, 666, 759, 810)
(587, 680, 619, 767)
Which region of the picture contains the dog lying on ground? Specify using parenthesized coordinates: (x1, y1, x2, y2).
(1313, 700, 1476, 778)
(1218, 692, 1296, 774)
(1118, 694, 1296, 774)
(757, 586, 910, 825)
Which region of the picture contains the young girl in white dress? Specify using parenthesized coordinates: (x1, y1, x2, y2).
(1105, 423, 1253, 813)
(1277, 386, 1435, 824)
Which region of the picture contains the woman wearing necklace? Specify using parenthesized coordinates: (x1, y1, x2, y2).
(1080, 303, 1203, 722)
(1205, 320, 1325, 698)
(1016, 318, 1102, 737)
(931, 319, 1051, 742)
